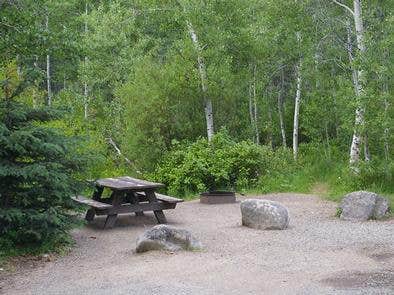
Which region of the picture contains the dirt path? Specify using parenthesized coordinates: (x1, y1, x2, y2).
(2, 194, 393, 295)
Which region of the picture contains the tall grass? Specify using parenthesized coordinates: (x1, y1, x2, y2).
(257, 143, 394, 208)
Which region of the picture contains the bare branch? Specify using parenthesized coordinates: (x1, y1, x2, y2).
(106, 137, 141, 174)
(107, 137, 131, 164)
(331, 0, 354, 16)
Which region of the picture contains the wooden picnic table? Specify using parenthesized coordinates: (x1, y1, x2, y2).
(72, 176, 183, 228)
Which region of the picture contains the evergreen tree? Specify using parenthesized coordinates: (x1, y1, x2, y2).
(0, 65, 85, 248)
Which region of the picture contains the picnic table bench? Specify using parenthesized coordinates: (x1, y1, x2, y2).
(72, 176, 183, 228)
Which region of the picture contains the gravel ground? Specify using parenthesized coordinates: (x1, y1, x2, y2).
(1, 193, 393, 295)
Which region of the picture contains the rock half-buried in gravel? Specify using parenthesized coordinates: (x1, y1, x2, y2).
(339, 191, 389, 221)
(240, 199, 289, 230)
(136, 224, 202, 253)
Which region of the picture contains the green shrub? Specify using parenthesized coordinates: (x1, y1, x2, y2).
(153, 131, 270, 197)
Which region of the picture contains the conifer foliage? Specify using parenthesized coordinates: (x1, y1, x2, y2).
(0, 73, 85, 248)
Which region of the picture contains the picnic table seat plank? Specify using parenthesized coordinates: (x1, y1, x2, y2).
(72, 195, 113, 209)
(136, 192, 183, 204)
(155, 193, 184, 204)
(93, 200, 177, 215)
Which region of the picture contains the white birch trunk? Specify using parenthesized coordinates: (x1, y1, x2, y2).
(324, 122, 331, 159)
(383, 80, 390, 164)
(186, 20, 214, 141)
(252, 65, 260, 145)
(248, 65, 260, 144)
(293, 61, 302, 161)
(45, 13, 52, 106)
(346, 20, 359, 96)
(16, 54, 22, 78)
(84, 2, 89, 119)
(33, 55, 39, 108)
(267, 91, 273, 149)
(349, 0, 368, 170)
(249, 83, 254, 137)
(278, 68, 287, 147)
(293, 32, 302, 161)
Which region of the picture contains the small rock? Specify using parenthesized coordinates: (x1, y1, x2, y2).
(340, 191, 389, 221)
(136, 225, 202, 253)
(240, 199, 289, 230)
(41, 254, 51, 262)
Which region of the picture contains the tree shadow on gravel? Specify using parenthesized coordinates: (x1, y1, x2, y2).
(321, 270, 394, 290)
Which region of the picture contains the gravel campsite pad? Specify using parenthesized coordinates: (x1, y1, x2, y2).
(1, 194, 393, 295)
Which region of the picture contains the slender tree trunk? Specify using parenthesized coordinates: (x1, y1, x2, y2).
(267, 93, 274, 149)
(347, 19, 362, 167)
(16, 54, 22, 78)
(349, 0, 367, 171)
(293, 60, 302, 161)
(278, 68, 287, 147)
(33, 55, 39, 108)
(249, 82, 254, 139)
(248, 65, 259, 144)
(253, 84, 260, 144)
(84, 2, 89, 119)
(45, 13, 52, 106)
(186, 21, 214, 141)
(325, 122, 331, 159)
(364, 133, 370, 161)
(346, 21, 359, 96)
(293, 32, 302, 161)
(383, 79, 390, 165)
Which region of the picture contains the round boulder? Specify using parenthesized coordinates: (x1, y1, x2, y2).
(136, 224, 202, 253)
(240, 199, 289, 230)
(340, 191, 389, 221)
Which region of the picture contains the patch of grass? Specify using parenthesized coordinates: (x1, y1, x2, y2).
(259, 170, 315, 194)
(335, 207, 342, 217)
(255, 155, 393, 214)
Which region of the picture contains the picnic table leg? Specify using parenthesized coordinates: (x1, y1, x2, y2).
(85, 186, 104, 222)
(104, 214, 117, 228)
(85, 209, 95, 221)
(104, 191, 123, 229)
(145, 189, 167, 224)
(126, 192, 144, 216)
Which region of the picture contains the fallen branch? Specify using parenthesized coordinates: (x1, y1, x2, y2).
(331, 0, 354, 16)
(106, 137, 143, 174)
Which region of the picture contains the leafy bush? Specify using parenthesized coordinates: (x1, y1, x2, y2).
(153, 131, 271, 197)
(0, 85, 86, 249)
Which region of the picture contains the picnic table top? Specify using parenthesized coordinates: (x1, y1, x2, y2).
(95, 176, 165, 190)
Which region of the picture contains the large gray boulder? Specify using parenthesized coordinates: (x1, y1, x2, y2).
(339, 191, 389, 221)
(136, 225, 202, 253)
(240, 199, 289, 230)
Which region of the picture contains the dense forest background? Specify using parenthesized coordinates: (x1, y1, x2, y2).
(0, 0, 393, 250)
